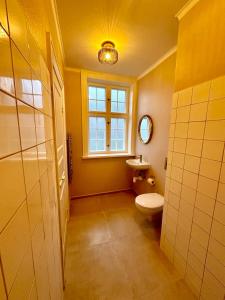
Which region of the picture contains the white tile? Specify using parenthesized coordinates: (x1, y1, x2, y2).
(176, 106, 190, 123)
(175, 122, 188, 138)
(184, 155, 200, 174)
(202, 140, 224, 161)
(193, 208, 212, 233)
(170, 166, 183, 183)
(192, 81, 210, 103)
(182, 170, 198, 189)
(178, 212, 192, 233)
(188, 122, 205, 139)
(177, 88, 192, 107)
(201, 270, 225, 300)
(197, 176, 218, 199)
(204, 120, 225, 141)
(173, 138, 187, 153)
(214, 201, 225, 226)
(0, 203, 30, 291)
(172, 152, 185, 168)
(181, 184, 196, 206)
(207, 99, 225, 120)
(195, 192, 216, 216)
(186, 139, 203, 157)
(190, 102, 208, 121)
(167, 191, 180, 210)
(179, 197, 194, 219)
(199, 158, 221, 180)
(169, 179, 182, 196)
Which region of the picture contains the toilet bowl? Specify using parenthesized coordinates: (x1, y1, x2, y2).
(135, 193, 164, 216)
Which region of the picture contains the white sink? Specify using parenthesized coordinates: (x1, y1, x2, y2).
(126, 159, 150, 170)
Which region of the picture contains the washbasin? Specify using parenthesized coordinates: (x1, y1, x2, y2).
(126, 159, 150, 170)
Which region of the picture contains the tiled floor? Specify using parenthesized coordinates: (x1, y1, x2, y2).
(64, 191, 195, 300)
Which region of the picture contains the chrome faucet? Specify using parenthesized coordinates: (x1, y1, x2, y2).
(136, 154, 143, 163)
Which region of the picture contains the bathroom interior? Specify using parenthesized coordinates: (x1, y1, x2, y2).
(0, 0, 225, 299)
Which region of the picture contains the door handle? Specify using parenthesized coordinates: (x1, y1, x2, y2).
(59, 175, 65, 187)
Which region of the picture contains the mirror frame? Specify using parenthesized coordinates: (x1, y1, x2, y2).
(138, 115, 153, 144)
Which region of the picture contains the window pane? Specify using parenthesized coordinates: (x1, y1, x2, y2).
(88, 86, 106, 112)
(89, 117, 106, 152)
(111, 89, 126, 113)
(110, 118, 126, 152)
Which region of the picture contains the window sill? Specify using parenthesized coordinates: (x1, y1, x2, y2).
(82, 153, 135, 159)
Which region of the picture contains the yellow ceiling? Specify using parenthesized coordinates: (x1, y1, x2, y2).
(56, 0, 188, 77)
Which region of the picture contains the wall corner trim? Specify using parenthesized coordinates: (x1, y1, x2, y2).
(175, 0, 200, 20)
(50, 0, 65, 62)
(137, 46, 177, 80)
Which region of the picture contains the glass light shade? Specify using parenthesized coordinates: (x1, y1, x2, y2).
(98, 41, 118, 65)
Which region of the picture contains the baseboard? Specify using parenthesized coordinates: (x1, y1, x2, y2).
(70, 188, 134, 200)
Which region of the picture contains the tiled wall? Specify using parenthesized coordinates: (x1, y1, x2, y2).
(0, 0, 63, 299)
(160, 75, 225, 299)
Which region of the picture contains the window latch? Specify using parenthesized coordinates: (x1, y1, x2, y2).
(107, 121, 110, 125)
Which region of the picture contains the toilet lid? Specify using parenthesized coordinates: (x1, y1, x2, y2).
(135, 193, 164, 209)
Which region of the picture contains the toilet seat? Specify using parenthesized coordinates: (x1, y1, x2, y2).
(135, 193, 164, 214)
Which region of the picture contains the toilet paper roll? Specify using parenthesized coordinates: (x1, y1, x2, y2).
(147, 177, 155, 186)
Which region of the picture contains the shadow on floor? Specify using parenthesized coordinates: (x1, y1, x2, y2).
(64, 191, 195, 300)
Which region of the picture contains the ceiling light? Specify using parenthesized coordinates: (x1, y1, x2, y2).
(98, 41, 118, 65)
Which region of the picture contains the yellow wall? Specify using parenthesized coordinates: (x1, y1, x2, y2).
(134, 54, 176, 195)
(0, 0, 63, 298)
(64, 69, 133, 198)
(175, 0, 225, 91)
(161, 0, 225, 298)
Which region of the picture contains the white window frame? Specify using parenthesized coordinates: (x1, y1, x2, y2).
(81, 70, 137, 158)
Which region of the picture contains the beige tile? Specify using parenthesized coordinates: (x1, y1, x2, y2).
(210, 75, 225, 100)
(8, 246, 34, 300)
(0, 2, 8, 32)
(7, 0, 29, 59)
(187, 251, 205, 278)
(181, 184, 196, 206)
(208, 236, 225, 267)
(0, 28, 15, 95)
(220, 163, 225, 183)
(202, 140, 224, 161)
(179, 198, 194, 220)
(193, 208, 212, 233)
(182, 170, 198, 189)
(207, 99, 225, 120)
(199, 158, 221, 180)
(174, 138, 187, 153)
(195, 192, 215, 216)
(174, 251, 186, 277)
(172, 152, 185, 168)
(18, 101, 37, 150)
(0, 153, 26, 232)
(206, 252, 225, 286)
(191, 223, 209, 249)
(188, 122, 205, 139)
(177, 87, 192, 107)
(0, 203, 30, 291)
(0, 266, 6, 300)
(170, 108, 177, 123)
(172, 93, 178, 108)
(184, 155, 200, 174)
(197, 176, 218, 199)
(22, 147, 40, 195)
(190, 102, 208, 122)
(176, 106, 190, 122)
(192, 81, 210, 103)
(11, 43, 33, 106)
(27, 182, 43, 234)
(186, 139, 202, 157)
(214, 201, 225, 226)
(175, 122, 188, 138)
(170, 166, 183, 183)
(201, 270, 225, 300)
(0, 92, 21, 158)
(169, 179, 182, 196)
(185, 264, 201, 297)
(217, 183, 225, 204)
(204, 120, 225, 141)
(168, 137, 174, 151)
(189, 237, 207, 264)
(178, 212, 192, 233)
(211, 220, 225, 247)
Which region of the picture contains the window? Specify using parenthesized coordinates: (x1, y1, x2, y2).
(87, 84, 129, 154)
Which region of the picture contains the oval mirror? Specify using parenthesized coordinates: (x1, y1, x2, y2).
(138, 115, 153, 144)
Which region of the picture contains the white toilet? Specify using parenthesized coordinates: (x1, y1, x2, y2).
(135, 193, 164, 217)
